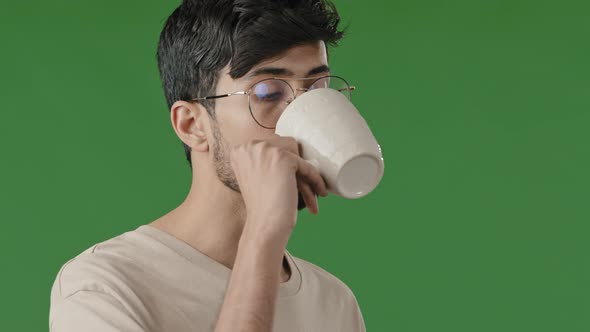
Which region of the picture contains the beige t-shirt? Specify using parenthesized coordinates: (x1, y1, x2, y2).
(49, 224, 366, 332)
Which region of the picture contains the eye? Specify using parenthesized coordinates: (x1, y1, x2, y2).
(258, 91, 283, 102)
(253, 81, 286, 102)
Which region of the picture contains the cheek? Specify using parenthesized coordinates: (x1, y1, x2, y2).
(214, 98, 274, 147)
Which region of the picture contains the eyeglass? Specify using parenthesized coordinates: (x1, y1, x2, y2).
(190, 75, 356, 129)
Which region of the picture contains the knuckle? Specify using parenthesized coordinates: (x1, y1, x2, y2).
(272, 146, 287, 160)
(253, 140, 269, 151)
(233, 144, 247, 155)
(285, 136, 297, 145)
(286, 137, 299, 152)
(279, 146, 293, 158)
(229, 145, 240, 156)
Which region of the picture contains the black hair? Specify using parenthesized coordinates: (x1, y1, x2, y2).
(157, 0, 345, 167)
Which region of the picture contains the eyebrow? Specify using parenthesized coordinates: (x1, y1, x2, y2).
(246, 64, 331, 80)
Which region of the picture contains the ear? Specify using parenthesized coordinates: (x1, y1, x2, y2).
(170, 100, 210, 153)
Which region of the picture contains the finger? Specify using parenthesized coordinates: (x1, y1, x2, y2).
(297, 192, 307, 211)
(265, 136, 324, 191)
(297, 179, 319, 214)
(278, 149, 326, 195)
(267, 135, 300, 156)
(295, 157, 328, 197)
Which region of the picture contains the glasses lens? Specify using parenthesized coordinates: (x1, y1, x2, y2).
(310, 76, 352, 100)
(250, 79, 294, 128)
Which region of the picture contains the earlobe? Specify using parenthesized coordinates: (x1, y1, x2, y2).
(170, 101, 210, 153)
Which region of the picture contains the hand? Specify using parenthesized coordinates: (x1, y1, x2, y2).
(230, 135, 328, 243)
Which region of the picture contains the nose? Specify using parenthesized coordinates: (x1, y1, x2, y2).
(285, 88, 308, 106)
(294, 87, 309, 98)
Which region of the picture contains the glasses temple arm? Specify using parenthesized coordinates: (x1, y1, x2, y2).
(191, 91, 248, 101)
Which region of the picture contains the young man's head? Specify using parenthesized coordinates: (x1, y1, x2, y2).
(157, 0, 344, 195)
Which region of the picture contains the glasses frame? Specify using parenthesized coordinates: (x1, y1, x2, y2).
(190, 75, 356, 129)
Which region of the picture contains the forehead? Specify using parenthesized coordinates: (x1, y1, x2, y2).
(247, 41, 328, 76)
(219, 41, 329, 90)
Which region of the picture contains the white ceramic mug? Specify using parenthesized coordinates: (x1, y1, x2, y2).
(275, 88, 384, 199)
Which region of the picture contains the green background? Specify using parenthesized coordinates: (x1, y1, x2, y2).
(1, 0, 589, 331)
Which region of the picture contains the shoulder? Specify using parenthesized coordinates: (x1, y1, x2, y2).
(290, 253, 357, 299)
(49, 233, 152, 332)
(289, 253, 366, 331)
(50, 230, 145, 300)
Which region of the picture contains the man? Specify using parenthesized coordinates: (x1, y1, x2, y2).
(49, 0, 366, 331)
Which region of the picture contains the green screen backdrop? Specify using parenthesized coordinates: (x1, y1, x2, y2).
(1, 0, 589, 331)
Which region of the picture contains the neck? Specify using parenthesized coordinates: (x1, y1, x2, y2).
(148, 170, 291, 282)
(150, 170, 246, 269)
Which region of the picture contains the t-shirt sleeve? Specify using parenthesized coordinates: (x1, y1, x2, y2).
(350, 292, 367, 332)
(50, 290, 146, 332)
